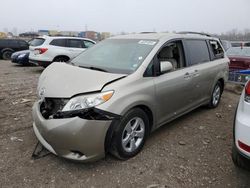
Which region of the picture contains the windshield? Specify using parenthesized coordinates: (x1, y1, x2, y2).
(227, 47, 250, 57)
(71, 39, 158, 74)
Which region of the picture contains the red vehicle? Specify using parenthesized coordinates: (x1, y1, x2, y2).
(227, 47, 250, 70)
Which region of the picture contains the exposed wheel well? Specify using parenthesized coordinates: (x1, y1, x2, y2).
(53, 55, 70, 62)
(133, 105, 154, 131)
(218, 78, 224, 91)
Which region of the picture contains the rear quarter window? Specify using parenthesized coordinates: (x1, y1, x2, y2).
(19, 40, 28, 47)
(185, 40, 210, 66)
(84, 40, 95, 48)
(209, 40, 224, 60)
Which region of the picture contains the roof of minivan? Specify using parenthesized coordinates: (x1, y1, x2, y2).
(111, 32, 217, 41)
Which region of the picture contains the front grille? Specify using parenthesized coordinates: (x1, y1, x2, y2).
(40, 98, 68, 119)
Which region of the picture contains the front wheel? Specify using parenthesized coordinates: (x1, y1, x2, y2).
(2, 50, 13, 60)
(110, 108, 149, 160)
(208, 82, 222, 108)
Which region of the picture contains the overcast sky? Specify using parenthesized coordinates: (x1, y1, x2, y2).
(1, 0, 250, 34)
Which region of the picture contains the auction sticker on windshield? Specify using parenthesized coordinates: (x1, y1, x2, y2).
(138, 40, 157, 45)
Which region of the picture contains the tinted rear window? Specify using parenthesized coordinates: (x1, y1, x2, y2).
(185, 40, 210, 66)
(29, 38, 45, 46)
(50, 39, 67, 47)
(19, 40, 28, 46)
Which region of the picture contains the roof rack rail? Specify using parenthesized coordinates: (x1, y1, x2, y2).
(178, 31, 211, 37)
(140, 32, 157, 34)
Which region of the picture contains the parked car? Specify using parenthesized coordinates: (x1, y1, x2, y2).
(0, 39, 29, 60)
(221, 40, 232, 51)
(11, 50, 30, 65)
(232, 80, 250, 170)
(29, 36, 96, 68)
(231, 41, 250, 48)
(11, 38, 48, 66)
(32, 32, 229, 162)
(227, 47, 250, 70)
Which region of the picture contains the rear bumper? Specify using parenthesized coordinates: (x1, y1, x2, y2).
(32, 101, 112, 162)
(234, 93, 250, 158)
(29, 59, 52, 67)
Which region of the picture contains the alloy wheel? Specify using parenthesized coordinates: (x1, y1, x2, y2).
(121, 117, 145, 153)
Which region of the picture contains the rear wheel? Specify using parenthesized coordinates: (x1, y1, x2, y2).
(232, 144, 250, 171)
(208, 81, 222, 108)
(110, 108, 149, 160)
(53, 56, 69, 63)
(2, 50, 13, 60)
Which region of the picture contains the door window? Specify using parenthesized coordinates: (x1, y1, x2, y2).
(68, 39, 83, 48)
(145, 40, 185, 76)
(50, 39, 67, 47)
(185, 40, 210, 66)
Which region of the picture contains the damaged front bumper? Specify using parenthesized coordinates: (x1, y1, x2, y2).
(32, 101, 120, 162)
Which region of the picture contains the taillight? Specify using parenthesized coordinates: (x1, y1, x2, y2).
(238, 140, 250, 153)
(35, 48, 48, 54)
(245, 81, 250, 102)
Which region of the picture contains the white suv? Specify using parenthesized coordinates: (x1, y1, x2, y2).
(232, 80, 250, 170)
(29, 36, 95, 67)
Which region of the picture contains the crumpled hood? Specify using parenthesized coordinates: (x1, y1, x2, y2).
(38, 62, 126, 98)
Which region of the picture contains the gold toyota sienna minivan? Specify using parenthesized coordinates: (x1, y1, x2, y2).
(32, 32, 229, 162)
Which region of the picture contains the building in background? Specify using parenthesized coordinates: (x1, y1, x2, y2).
(48, 30, 59, 36)
(85, 31, 101, 41)
(59, 31, 79, 37)
(101, 32, 111, 40)
(0, 32, 7, 38)
(35, 29, 104, 41)
(38, 30, 49, 36)
(19, 32, 39, 38)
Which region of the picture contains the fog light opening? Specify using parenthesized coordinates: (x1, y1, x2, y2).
(70, 150, 84, 158)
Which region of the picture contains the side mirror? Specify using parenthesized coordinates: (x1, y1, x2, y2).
(160, 61, 173, 73)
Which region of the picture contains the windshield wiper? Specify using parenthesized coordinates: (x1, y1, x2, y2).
(78, 65, 108, 72)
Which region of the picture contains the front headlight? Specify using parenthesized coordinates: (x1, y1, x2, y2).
(62, 90, 114, 112)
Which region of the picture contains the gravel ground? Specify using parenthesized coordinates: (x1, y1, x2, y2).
(0, 60, 250, 188)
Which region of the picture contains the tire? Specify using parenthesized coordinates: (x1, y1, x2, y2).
(208, 81, 222, 108)
(110, 108, 149, 160)
(53, 57, 69, 62)
(2, 50, 13, 60)
(232, 144, 250, 171)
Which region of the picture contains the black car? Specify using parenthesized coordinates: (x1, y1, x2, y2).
(0, 39, 29, 60)
(11, 50, 30, 65)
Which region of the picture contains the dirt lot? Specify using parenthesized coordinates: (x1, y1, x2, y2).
(0, 60, 250, 188)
